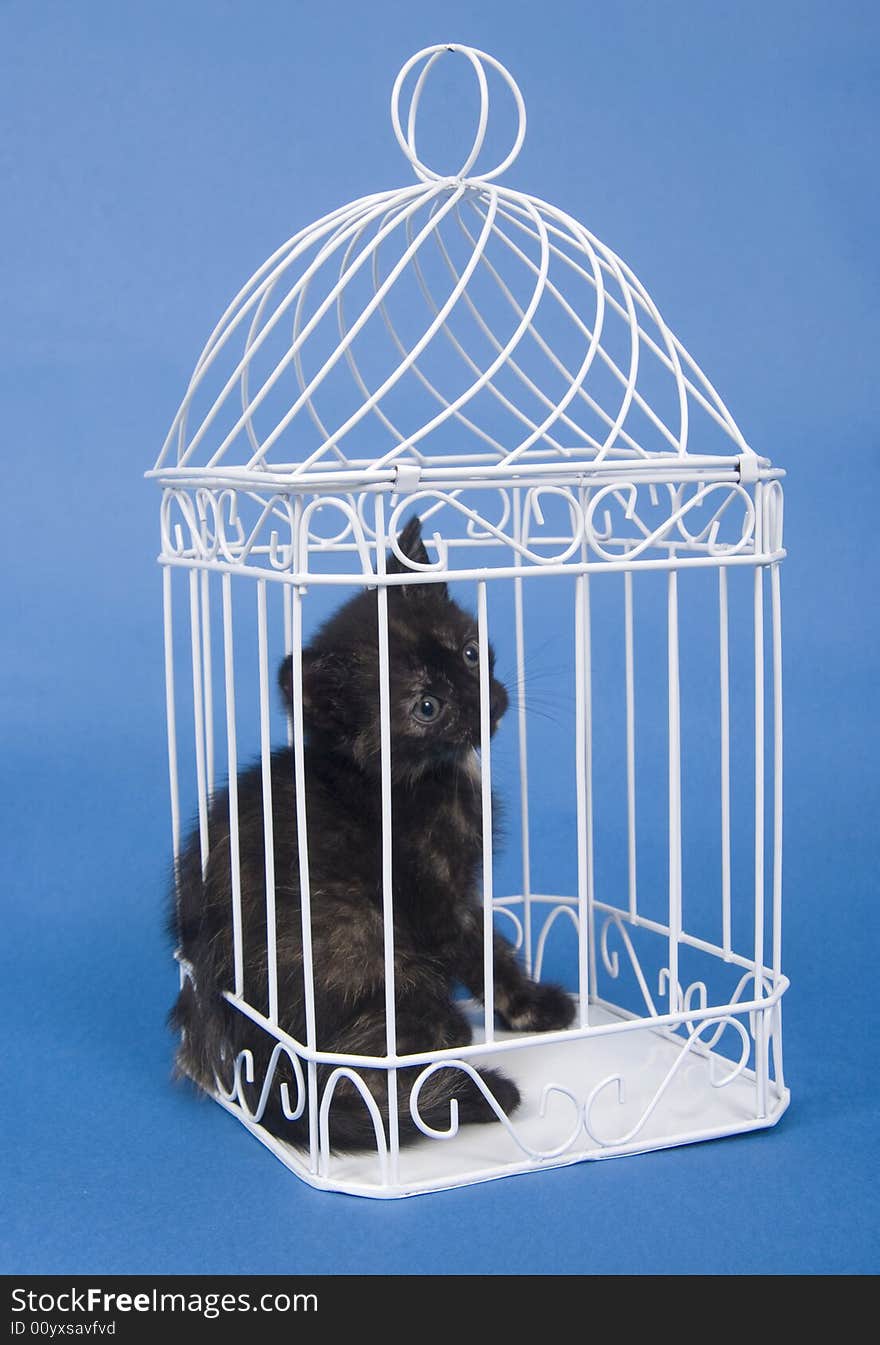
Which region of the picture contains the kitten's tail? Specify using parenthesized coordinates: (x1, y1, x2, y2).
(172, 988, 523, 1154)
(170, 966, 523, 1154)
(266, 1060, 522, 1154)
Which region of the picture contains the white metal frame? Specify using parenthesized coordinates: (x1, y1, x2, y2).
(152, 45, 788, 1197)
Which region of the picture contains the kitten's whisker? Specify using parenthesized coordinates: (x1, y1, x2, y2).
(504, 689, 575, 715)
(496, 662, 569, 685)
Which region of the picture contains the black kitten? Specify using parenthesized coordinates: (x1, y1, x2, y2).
(170, 516, 574, 1151)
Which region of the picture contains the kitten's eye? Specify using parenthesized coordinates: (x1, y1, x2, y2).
(462, 641, 479, 668)
(412, 695, 442, 724)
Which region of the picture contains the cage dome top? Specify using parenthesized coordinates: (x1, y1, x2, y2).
(153, 44, 759, 490)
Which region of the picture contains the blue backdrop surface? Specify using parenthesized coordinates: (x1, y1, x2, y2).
(2, 0, 878, 1274)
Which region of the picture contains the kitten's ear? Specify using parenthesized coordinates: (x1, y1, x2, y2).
(386, 515, 448, 601)
(280, 650, 349, 728)
(278, 654, 295, 713)
(387, 515, 430, 572)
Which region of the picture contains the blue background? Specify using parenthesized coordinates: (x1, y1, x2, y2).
(3, 0, 878, 1274)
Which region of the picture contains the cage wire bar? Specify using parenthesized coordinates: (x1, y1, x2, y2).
(154, 43, 789, 1197)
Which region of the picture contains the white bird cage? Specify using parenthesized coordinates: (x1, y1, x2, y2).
(152, 44, 789, 1197)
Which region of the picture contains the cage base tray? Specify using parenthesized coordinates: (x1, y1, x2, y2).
(212, 1002, 789, 1198)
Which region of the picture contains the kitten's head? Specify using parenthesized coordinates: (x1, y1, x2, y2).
(279, 516, 509, 781)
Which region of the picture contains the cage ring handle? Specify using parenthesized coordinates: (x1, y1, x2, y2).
(391, 44, 527, 184)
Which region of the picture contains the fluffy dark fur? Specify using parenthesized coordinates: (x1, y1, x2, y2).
(170, 516, 575, 1150)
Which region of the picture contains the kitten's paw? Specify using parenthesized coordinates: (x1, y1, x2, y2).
(500, 981, 576, 1033)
